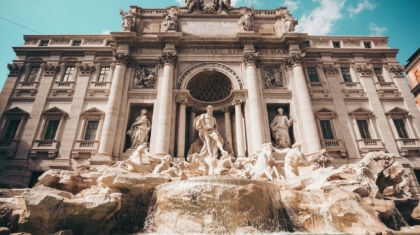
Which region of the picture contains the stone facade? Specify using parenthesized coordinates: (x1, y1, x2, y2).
(0, 4, 419, 197)
(405, 48, 420, 109)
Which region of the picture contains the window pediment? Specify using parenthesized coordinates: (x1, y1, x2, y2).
(42, 107, 68, 118)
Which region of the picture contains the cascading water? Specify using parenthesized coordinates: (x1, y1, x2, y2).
(143, 176, 295, 234)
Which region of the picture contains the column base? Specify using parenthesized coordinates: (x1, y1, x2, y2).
(90, 153, 114, 165)
(154, 152, 171, 158)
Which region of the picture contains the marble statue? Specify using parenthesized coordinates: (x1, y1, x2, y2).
(193, 105, 227, 159)
(127, 109, 151, 149)
(184, 0, 201, 12)
(134, 66, 156, 88)
(119, 9, 135, 32)
(164, 10, 178, 31)
(152, 155, 172, 174)
(281, 143, 309, 178)
(238, 7, 255, 32)
(250, 143, 281, 181)
(270, 108, 293, 148)
(114, 142, 152, 173)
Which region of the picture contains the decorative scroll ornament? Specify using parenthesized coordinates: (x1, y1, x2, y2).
(238, 7, 255, 32)
(285, 53, 304, 68)
(119, 9, 137, 32)
(344, 39, 360, 46)
(114, 53, 131, 65)
(41, 63, 60, 76)
(176, 93, 188, 104)
(77, 63, 96, 76)
(7, 63, 24, 76)
(85, 37, 103, 45)
(134, 66, 157, 88)
(50, 37, 70, 45)
(264, 67, 283, 88)
(158, 52, 177, 66)
(374, 40, 388, 47)
(388, 65, 405, 78)
(314, 38, 329, 46)
(242, 52, 260, 67)
(24, 39, 39, 45)
(164, 8, 178, 32)
(322, 64, 339, 76)
(353, 64, 373, 76)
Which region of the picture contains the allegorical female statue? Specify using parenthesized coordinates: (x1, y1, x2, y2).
(127, 109, 151, 149)
(270, 108, 293, 148)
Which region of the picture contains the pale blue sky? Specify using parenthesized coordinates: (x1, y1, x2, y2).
(0, 0, 419, 91)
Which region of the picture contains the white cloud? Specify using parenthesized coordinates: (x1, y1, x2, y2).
(348, 0, 377, 17)
(283, 0, 300, 12)
(175, 0, 184, 5)
(296, 0, 346, 35)
(101, 30, 111, 35)
(368, 23, 387, 36)
(231, 0, 240, 7)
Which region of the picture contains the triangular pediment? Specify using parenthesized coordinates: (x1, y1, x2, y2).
(316, 108, 334, 113)
(385, 107, 409, 115)
(81, 107, 104, 114)
(349, 107, 373, 115)
(4, 107, 30, 115)
(43, 107, 68, 115)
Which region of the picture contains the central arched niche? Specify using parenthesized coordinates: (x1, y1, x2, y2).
(186, 70, 233, 102)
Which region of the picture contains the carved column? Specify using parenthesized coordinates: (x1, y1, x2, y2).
(189, 108, 197, 144)
(286, 54, 321, 153)
(176, 95, 187, 158)
(234, 99, 246, 158)
(243, 52, 265, 152)
(155, 52, 177, 157)
(94, 53, 129, 163)
(223, 107, 233, 150)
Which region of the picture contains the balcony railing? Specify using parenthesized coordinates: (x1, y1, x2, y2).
(72, 140, 100, 158)
(88, 82, 111, 96)
(308, 82, 329, 97)
(374, 82, 398, 90)
(357, 139, 385, 150)
(18, 81, 38, 88)
(54, 81, 74, 88)
(396, 138, 420, 148)
(0, 140, 19, 158)
(30, 139, 60, 158)
(340, 82, 364, 97)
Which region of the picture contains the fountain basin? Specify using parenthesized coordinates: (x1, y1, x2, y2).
(144, 176, 293, 234)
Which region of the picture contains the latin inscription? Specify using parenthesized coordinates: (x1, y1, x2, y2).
(181, 21, 238, 35)
(178, 48, 242, 54)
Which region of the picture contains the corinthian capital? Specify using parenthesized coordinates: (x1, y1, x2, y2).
(114, 53, 132, 65)
(285, 53, 305, 69)
(7, 63, 24, 76)
(322, 64, 339, 76)
(242, 52, 260, 67)
(76, 63, 96, 76)
(388, 65, 405, 78)
(41, 63, 60, 76)
(158, 51, 177, 66)
(352, 64, 373, 77)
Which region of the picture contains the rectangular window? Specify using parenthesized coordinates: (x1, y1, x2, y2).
(374, 68, 385, 82)
(302, 41, 310, 48)
(333, 41, 340, 48)
(364, 42, 371, 48)
(43, 120, 60, 140)
(393, 119, 409, 138)
(307, 67, 320, 82)
(73, 40, 81, 46)
(40, 40, 49, 46)
(97, 66, 110, 82)
(341, 67, 352, 82)
(357, 120, 372, 139)
(62, 66, 75, 82)
(320, 120, 335, 139)
(2, 120, 21, 140)
(84, 121, 99, 140)
(26, 66, 40, 82)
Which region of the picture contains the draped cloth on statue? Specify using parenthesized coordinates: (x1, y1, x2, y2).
(193, 113, 224, 159)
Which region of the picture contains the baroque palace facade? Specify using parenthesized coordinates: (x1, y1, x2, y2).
(0, 2, 419, 193)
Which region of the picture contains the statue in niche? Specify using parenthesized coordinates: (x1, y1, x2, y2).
(164, 9, 178, 31)
(264, 67, 283, 88)
(134, 66, 156, 88)
(119, 9, 135, 32)
(238, 7, 255, 32)
(270, 108, 293, 149)
(127, 109, 151, 149)
(193, 105, 227, 173)
(284, 15, 297, 32)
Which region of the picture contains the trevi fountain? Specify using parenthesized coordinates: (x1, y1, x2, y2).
(0, 1, 420, 235)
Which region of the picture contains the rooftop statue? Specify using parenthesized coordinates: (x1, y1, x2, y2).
(238, 7, 255, 32)
(119, 9, 137, 32)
